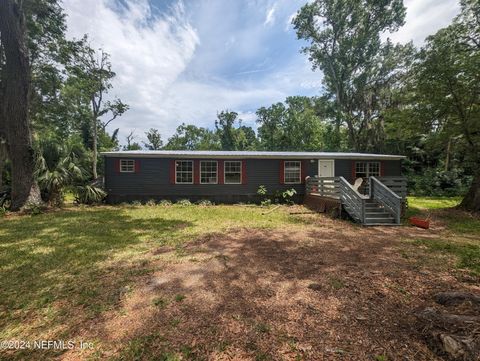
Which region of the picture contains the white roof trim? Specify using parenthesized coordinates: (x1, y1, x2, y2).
(101, 150, 405, 160)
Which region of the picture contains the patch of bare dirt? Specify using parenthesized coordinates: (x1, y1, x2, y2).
(62, 216, 479, 360)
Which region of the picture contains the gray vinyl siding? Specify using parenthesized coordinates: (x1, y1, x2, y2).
(334, 159, 352, 178)
(382, 160, 402, 176)
(105, 157, 316, 203)
(104, 157, 402, 203)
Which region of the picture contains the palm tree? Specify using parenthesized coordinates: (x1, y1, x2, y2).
(36, 139, 86, 206)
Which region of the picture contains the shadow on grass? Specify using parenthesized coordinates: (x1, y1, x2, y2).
(0, 207, 192, 360)
(108, 226, 461, 360)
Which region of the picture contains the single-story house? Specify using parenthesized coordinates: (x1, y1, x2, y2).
(101, 150, 405, 206)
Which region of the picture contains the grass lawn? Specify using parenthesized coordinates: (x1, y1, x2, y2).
(0, 204, 302, 359)
(0, 198, 478, 360)
(404, 196, 480, 277)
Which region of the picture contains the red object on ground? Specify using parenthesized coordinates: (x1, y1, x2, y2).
(409, 217, 430, 229)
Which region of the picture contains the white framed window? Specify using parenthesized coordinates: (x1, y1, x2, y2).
(120, 159, 135, 173)
(175, 160, 193, 184)
(355, 161, 380, 178)
(200, 161, 218, 184)
(224, 161, 242, 184)
(284, 161, 302, 184)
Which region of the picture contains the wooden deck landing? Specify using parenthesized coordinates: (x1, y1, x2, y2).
(304, 194, 342, 217)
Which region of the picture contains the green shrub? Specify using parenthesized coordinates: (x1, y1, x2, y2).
(410, 168, 472, 197)
(0, 206, 7, 218)
(257, 185, 267, 197)
(24, 202, 44, 216)
(131, 200, 142, 206)
(260, 199, 272, 207)
(196, 199, 213, 206)
(146, 199, 157, 206)
(176, 199, 192, 206)
(73, 185, 106, 205)
(158, 199, 173, 206)
(282, 188, 297, 204)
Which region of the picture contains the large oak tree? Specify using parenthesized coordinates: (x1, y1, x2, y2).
(293, 0, 413, 152)
(0, 0, 42, 210)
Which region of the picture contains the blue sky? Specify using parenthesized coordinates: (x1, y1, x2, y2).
(63, 0, 460, 145)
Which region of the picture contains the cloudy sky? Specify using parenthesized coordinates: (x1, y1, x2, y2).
(63, 0, 460, 145)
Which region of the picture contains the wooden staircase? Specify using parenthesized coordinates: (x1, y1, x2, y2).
(340, 176, 402, 226)
(363, 199, 397, 225)
(305, 175, 406, 226)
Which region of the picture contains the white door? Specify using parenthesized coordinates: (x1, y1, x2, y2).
(318, 160, 334, 177)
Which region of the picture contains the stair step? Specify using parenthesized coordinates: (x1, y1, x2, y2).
(364, 217, 395, 223)
(365, 212, 392, 218)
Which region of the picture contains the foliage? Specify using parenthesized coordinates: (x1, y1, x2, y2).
(393, 0, 480, 210)
(35, 138, 87, 206)
(293, 0, 413, 151)
(73, 184, 106, 205)
(176, 199, 192, 206)
(159, 199, 173, 206)
(281, 188, 297, 204)
(164, 124, 220, 150)
(144, 128, 163, 150)
(409, 168, 472, 197)
(196, 199, 213, 206)
(215, 111, 258, 150)
(256, 96, 344, 151)
(256, 185, 268, 197)
(63, 36, 128, 178)
(146, 199, 157, 206)
(23, 202, 44, 216)
(123, 130, 142, 151)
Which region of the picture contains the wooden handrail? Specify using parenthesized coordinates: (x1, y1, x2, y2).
(305, 176, 340, 199)
(339, 176, 368, 223)
(370, 176, 401, 224)
(370, 176, 401, 200)
(339, 177, 369, 199)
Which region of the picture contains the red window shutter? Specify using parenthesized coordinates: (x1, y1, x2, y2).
(279, 160, 285, 184)
(194, 160, 200, 184)
(170, 160, 176, 184)
(351, 160, 356, 182)
(380, 161, 385, 177)
(134, 159, 140, 173)
(218, 160, 224, 185)
(241, 160, 247, 184)
(115, 159, 120, 173)
(301, 160, 307, 184)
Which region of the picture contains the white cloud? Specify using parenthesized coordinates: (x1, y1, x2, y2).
(62, 0, 460, 146)
(264, 4, 277, 26)
(386, 0, 460, 45)
(285, 11, 297, 31)
(63, 0, 200, 143)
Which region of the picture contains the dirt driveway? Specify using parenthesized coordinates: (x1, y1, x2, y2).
(65, 215, 478, 360)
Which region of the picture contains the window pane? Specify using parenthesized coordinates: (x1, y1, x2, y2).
(120, 159, 135, 172)
(224, 161, 241, 184)
(284, 161, 301, 184)
(201, 161, 217, 184)
(369, 162, 380, 176)
(355, 162, 367, 178)
(176, 161, 193, 183)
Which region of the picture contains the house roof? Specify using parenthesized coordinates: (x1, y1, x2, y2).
(101, 150, 406, 160)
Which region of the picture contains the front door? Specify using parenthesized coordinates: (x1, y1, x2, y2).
(318, 160, 334, 177)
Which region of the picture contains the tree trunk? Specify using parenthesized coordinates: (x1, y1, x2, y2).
(445, 136, 452, 172)
(0, 0, 42, 210)
(459, 172, 480, 212)
(92, 116, 98, 179)
(0, 141, 6, 190)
